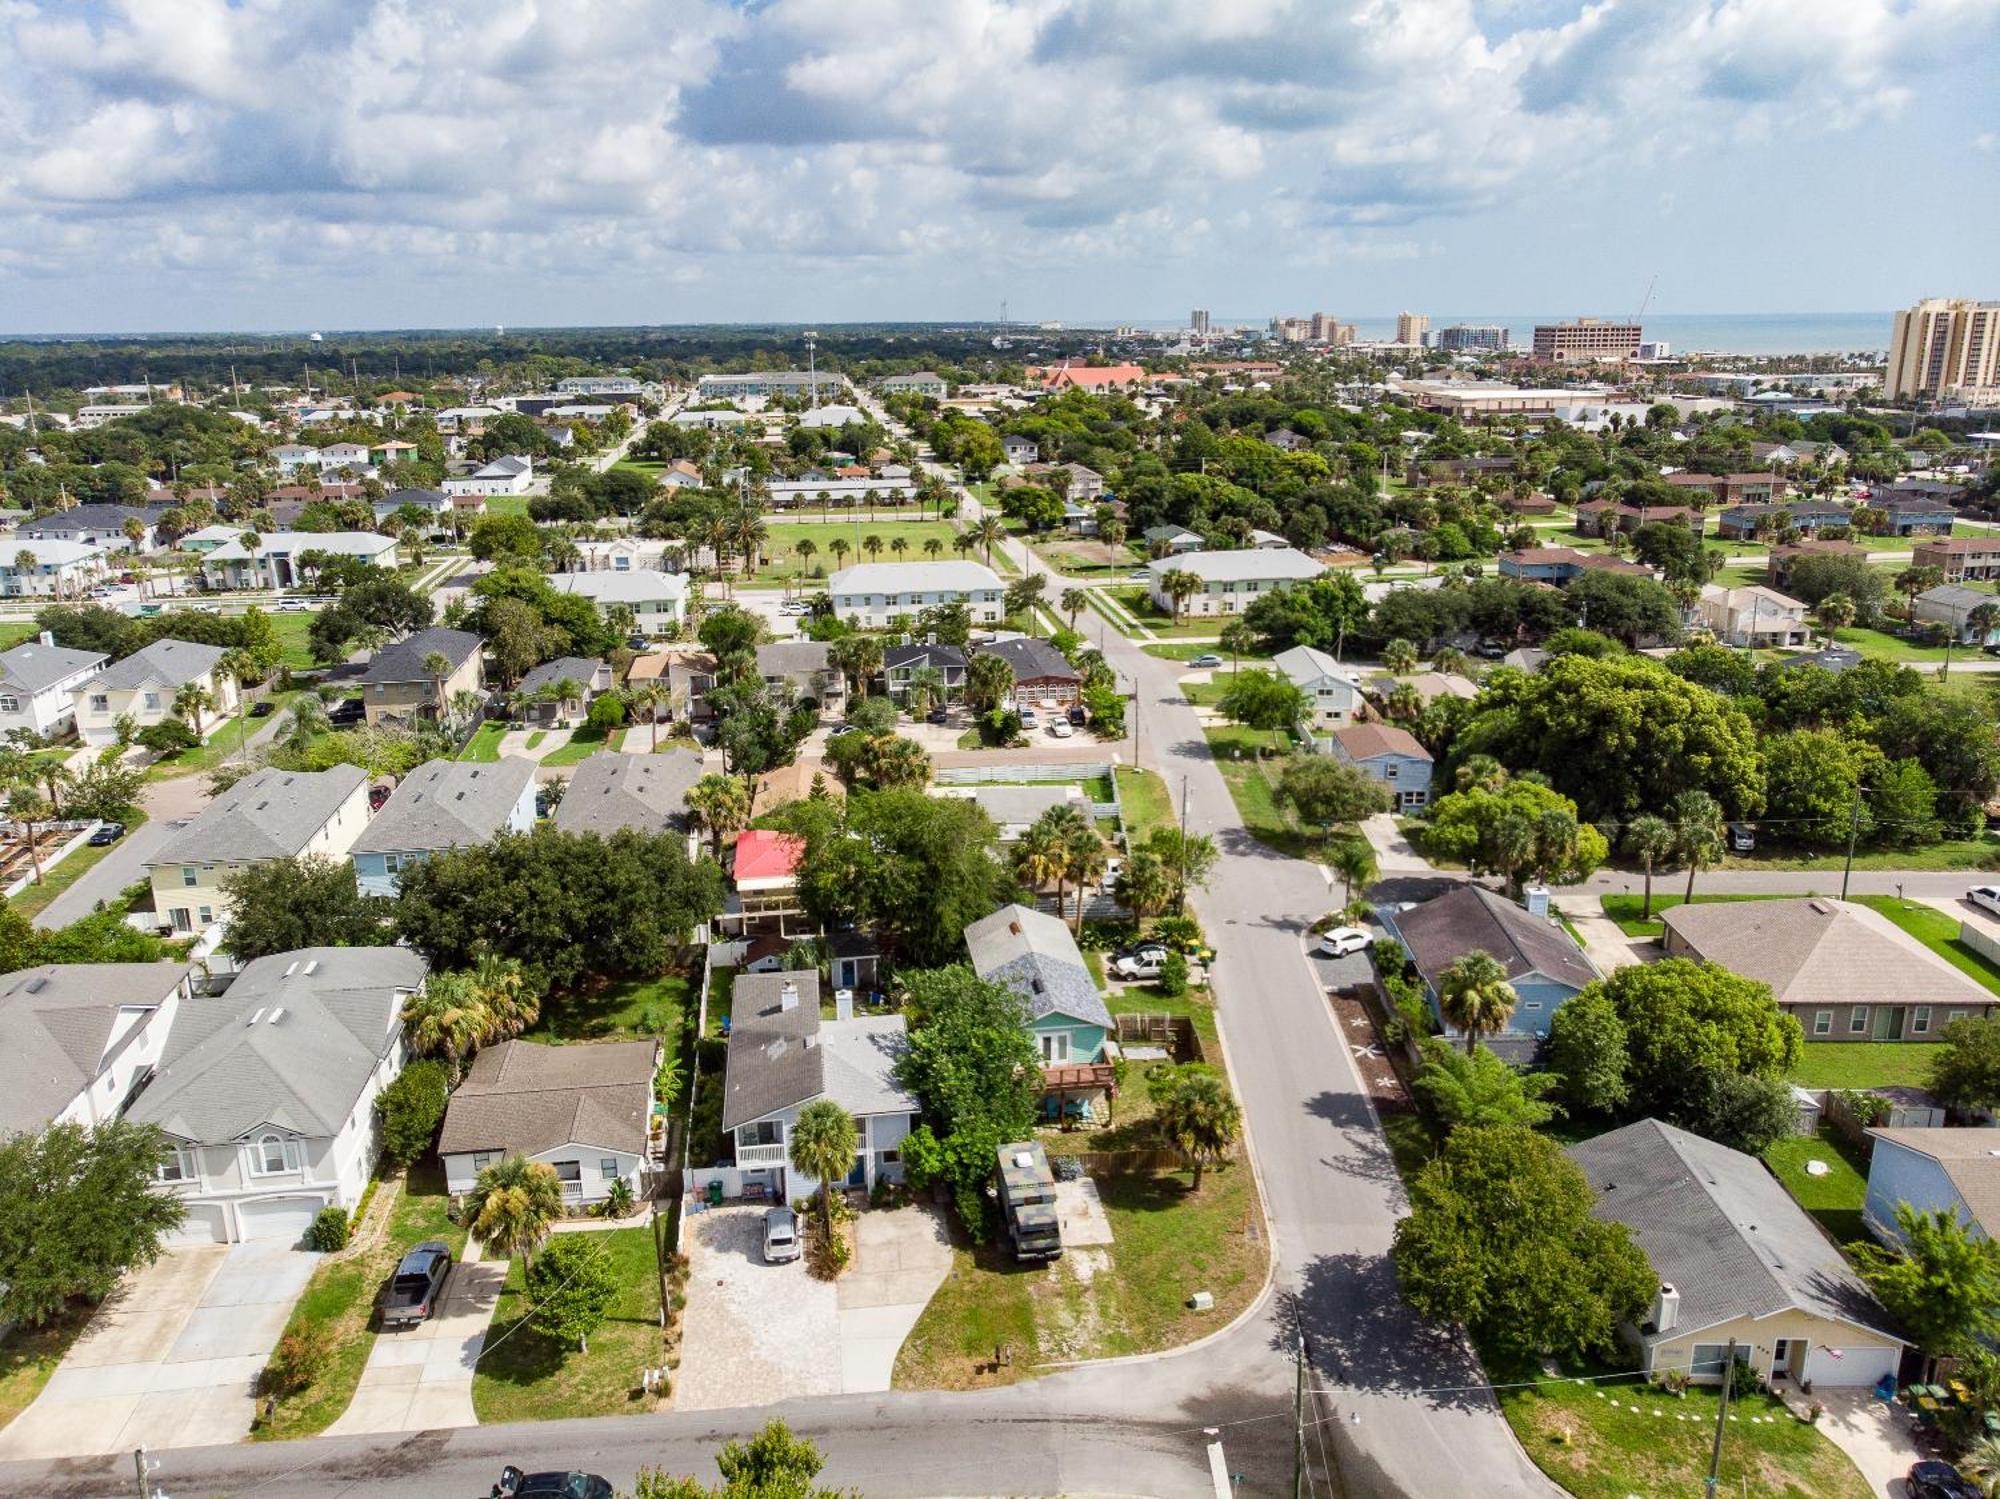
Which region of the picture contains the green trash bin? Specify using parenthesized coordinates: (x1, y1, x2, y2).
(706, 1180, 724, 1208)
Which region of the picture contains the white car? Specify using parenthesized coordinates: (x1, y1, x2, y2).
(1969, 886, 2000, 918)
(1317, 926, 1373, 958)
(1017, 707, 1039, 728)
(275, 598, 311, 612)
(762, 1207, 801, 1265)
(1101, 856, 1124, 891)
(1048, 718, 1074, 738)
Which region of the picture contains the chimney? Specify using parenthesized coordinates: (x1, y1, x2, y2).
(1652, 1283, 1680, 1335)
(37, 630, 53, 647)
(1521, 884, 1551, 918)
(779, 982, 799, 1012)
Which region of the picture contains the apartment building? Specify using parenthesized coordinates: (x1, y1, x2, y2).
(694, 370, 854, 403)
(1531, 319, 1642, 363)
(1886, 298, 2000, 403)
(1435, 324, 1510, 352)
(827, 560, 1003, 629)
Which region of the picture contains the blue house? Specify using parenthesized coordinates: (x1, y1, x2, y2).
(351, 756, 538, 897)
(1863, 1128, 1999, 1245)
(964, 903, 1117, 1121)
(1380, 884, 1601, 1061)
(1328, 722, 1434, 810)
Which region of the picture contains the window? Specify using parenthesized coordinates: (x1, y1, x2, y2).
(470, 1151, 497, 1173)
(143, 692, 161, 711)
(1384, 763, 1399, 779)
(89, 694, 109, 712)
(156, 1147, 196, 1183)
(197, 906, 212, 925)
(1521, 1000, 1541, 1011)
(1038, 1032, 1070, 1063)
(739, 1120, 781, 1147)
(600, 1158, 620, 1180)
(0, 695, 16, 713)
(1850, 1006, 1869, 1034)
(170, 908, 191, 933)
(253, 1134, 300, 1174)
(1690, 1343, 1752, 1379)
(181, 867, 198, 887)
(1914, 1006, 1932, 1035)
(1813, 1010, 1833, 1036)
(1950, 1009, 1968, 1025)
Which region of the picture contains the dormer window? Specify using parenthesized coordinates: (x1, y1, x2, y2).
(252, 1133, 302, 1174)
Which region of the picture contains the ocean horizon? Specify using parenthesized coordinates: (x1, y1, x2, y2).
(1159, 312, 1892, 358)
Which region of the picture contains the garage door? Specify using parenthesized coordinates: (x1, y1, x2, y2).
(237, 1196, 326, 1245)
(165, 1203, 228, 1245)
(1804, 1344, 1899, 1388)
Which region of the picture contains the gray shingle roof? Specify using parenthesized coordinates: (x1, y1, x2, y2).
(150, 764, 368, 865)
(18, 503, 155, 535)
(438, 1038, 658, 1158)
(358, 627, 482, 685)
(552, 749, 701, 837)
(0, 641, 108, 695)
(756, 641, 833, 677)
(516, 656, 604, 696)
(884, 642, 966, 672)
(127, 947, 427, 1143)
(83, 637, 227, 694)
(351, 757, 535, 855)
(1569, 1118, 1898, 1343)
(976, 637, 1079, 683)
(964, 903, 1111, 1030)
(0, 963, 191, 1134)
(818, 1016, 916, 1119)
(953, 784, 1084, 828)
(1393, 883, 1599, 994)
(722, 972, 822, 1132)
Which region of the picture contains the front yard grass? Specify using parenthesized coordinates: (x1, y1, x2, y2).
(1493, 1354, 1871, 1499)
(1115, 767, 1174, 843)
(1717, 836, 2000, 873)
(1597, 891, 1791, 938)
(255, 1162, 465, 1442)
(1143, 641, 1273, 664)
(7, 806, 149, 920)
(472, 1225, 661, 1422)
(147, 694, 302, 779)
(1203, 724, 1352, 865)
(539, 724, 611, 767)
(458, 722, 506, 762)
(1763, 1124, 1871, 1244)
(1850, 894, 2000, 998)
(0, 1304, 94, 1432)
(525, 972, 688, 1043)
(1099, 586, 1227, 640)
(1788, 1041, 1937, 1090)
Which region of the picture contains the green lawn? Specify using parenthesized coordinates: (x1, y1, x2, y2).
(1718, 836, 2000, 873)
(472, 1226, 661, 1422)
(1597, 891, 1790, 938)
(0, 1303, 94, 1433)
(0, 619, 40, 651)
(540, 724, 611, 767)
(1823, 624, 1954, 663)
(265, 613, 318, 671)
(255, 1163, 465, 1441)
(146, 694, 301, 780)
(458, 722, 506, 762)
(1142, 641, 1273, 664)
(1788, 1041, 1938, 1090)
(1116, 767, 1174, 844)
(756, 521, 964, 584)
(1494, 1357, 1870, 1499)
(1099, 586, 1225, 640)
(484, 494, 531, 518)
(1180, 670, 1244, 708)
(1025, 535, 1142, 577)
(1204, 724, 1358, 865)
(525, 973, 689, 1043)
(1764, 1124, 1871, 1244)
(8, 806, 149, 919)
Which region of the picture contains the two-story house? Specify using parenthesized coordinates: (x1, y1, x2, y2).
(715, 971, 918, 1201)
(1147, 548, 1324, 618)
(1696, 583, 1811, 648)
(827, 561, 1004, 630)
(965, 904, 1116, 1122)
(721, 829, 810, 937)
(145, 765, 374, 938)
(439, 1038, 661, 1210)
(130, 947, 429, 1244)
(0, 539, 111, 598)
(1327, 723, 1434, 809)
(976, 637, 1082, 709)
(199, 531, 399, 591)
(513, 655, 614, 724)
(18, 503, 159, 554)
(0, 962, 194, 1136)
(547, 569, 689, 635)
(74, 638, 240, 747)
(882, 641, 967, 702)
(349, 757, 538, 898)
(357, 627, 485, 727)
(1274, 646, 1364, 737)
(0, 638, 108, 739)
(755, 641, 846, 716)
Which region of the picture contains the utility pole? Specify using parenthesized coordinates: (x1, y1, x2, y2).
(804, 330, 819, 412)
(1176, 775, 1192, 914)
(1292, 1328, 1309, 1499)
(1840, 784, 1869, 901)
(1704, 1339, 1738, 1494)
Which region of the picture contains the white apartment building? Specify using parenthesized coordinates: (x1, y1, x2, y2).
(827, 560, 1004, 629)
(1147, 547, 1325, 618)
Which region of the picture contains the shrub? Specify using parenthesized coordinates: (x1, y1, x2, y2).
(304, 1204, 351, 1252)
(1152, 914, 1205, 950)
(1156, 950, 1189, 998)
(805, 1217, 850, 1280)
(260, 1323, 334, 1397)
(135, 718, 200, 755)
(377, 1059, 450, 1167)
(602, 1176, 635, 1218)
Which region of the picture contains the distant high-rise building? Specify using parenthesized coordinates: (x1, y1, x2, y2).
(1395, 312, 1430, 345)
(1436, 324, 1510, 352)
(1638, 341, 1672, 360)
(1887, 298, 2000, 402)
(1190, 308, 1210, 336)
(1532, 318, 1642, 363)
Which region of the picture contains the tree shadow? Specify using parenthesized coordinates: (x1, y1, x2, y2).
(1273, 1254, 1496, 1410)
(1302, 1090, 1408, 1192)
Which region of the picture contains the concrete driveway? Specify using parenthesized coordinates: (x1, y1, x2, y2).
(1812, 1388, 1924, 1497)
(0, 1242, 318, 1458)
(324, 1255, 505, 1435)
(834, 1205, 952, 1392)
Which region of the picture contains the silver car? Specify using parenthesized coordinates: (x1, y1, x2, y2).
(762, 1207, 801, 1264)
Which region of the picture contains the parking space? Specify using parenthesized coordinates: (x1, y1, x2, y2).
(0, 1241, 319, 1459)
(727, 591, 804, 639)
(325, 1257, 505, 1435)
(675, 1205, 841, 1410)
(834, 1206, 953, 1393)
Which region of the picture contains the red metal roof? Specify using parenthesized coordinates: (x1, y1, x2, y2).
(732, 829, 805, 883)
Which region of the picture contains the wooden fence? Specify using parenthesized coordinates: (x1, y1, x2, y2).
(1114, 1012, 1212, 1066)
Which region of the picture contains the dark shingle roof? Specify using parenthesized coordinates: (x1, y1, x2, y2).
(439, 1038, 658, 1158)
(1394, 883, 1598, 994)
(552, 749, 702, 837)
(976, 637, 1079, 683)
(516, 656, 604, 696)
(721, 972, 822, 1132)
(358, 627, 482, 685)
(884, 642, 966, 672)
(1569, 1119, 1898, 1343)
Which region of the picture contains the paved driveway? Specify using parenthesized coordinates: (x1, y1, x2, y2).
(833, 1206, 952, 1392)
(676, 1206, 840, 1411)
(324, 1256, 504, 1435)
(0, 1242, 318, 1458)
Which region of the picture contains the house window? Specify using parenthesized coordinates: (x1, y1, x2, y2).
(1850, 1006, 1869, 1034)
(197, 906, 212, 925)
(470, 1151, 498, 1173)
(181, 867, 198, 887)
(0, 695, 16, 713)
(739, 1120, 781, 1147)
(253, 1134, 300, 1175)
(1950, 1009, 1968, 1025)
(89, 694, 109, 712)
(1913, 1006, 1932, 1035)
(600, 1158, 620, 1180)
(1038, 1032, 1070, 1064)
(1690, 1343, 1752, 1379)
(156, 1147, 197, 1183)
(170, 908, 191, 933)
(1813, 1010, 1833, 1036)
(143, 692, 161, 711)
(1521, 1000, 1541, 1011)
(1384, 763, 1399, 779)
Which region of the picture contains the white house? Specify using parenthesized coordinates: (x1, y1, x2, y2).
(764, 477, 917, 508)
(547, 568, 689, 634)
(200, 531, 399, 591)
(1273, 645, 1365, 733)
(0, 638, 109, 738)
(443, 455, 534, 497)
(130, 947, 430, 1245)
(319, 442, 373, 473)
(74, 638, 241, 747)
(0, 962, 195, 1136)
(710, 972, 918, 1200)
(440, 1038, 661, 1209)
(1147, 547, 1325, 618)
(270, 444, 321, 471)
(875, 372, 948, 399)
(0, 539, 111, 598)
(1696, 583, 1811, 648)
(827, 560, 1004, 629)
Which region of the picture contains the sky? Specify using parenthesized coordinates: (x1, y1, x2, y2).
(0, 0, 1995, 335)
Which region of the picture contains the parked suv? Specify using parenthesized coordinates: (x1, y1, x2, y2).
(1109, 942, 1171, 981)
(380, 1240, 453, 1329)
(762, 1206, 801, 1265)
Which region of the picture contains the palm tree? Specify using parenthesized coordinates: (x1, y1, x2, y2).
(1671, 789, 1727, 903)
(972, 515, 1005, 566)
(1062, 823, 1110, 937)
(1151, 1067, 1242, 1191)
(1012, 820, 1070, 917)
(890, 536, 909, 561)
(1813, 591, 1856, 646)
(1957, 1433, 2000, 1498)
(403, 981, 492, 1081)
(465, 1155, 565, 1269)
(788, 1098, 858, 1241)
(1383, 682, 1423, 723)
(794, 537, 818, 584)
(1381, 637, 1420, 674)
(631, 681, 669, 750)
(7, 785, 51, 886)
(1970, 601, 2000, 648)
(13, 549, 39, 597)
(239, 530, 263, 590)
(1329, 839, 1378, 906)
(1622, 813, 1676, 921)
(173, 681, 217, 739)
(286, 693, 330, 749)
(953, 532, 974, 561)
(1161, 568, 1200, 622)
(422, 650, 452, 721)
(1219, 620, 1254, 674)
(1437, 951, 1518, 1055)
(904, 664, 945, 717)
(1061, 587, 1086, 630)
(828, 537, 852, 571)
(923, 537, 945, 561)
(686, 772, 750, 857)
(1431, 644, 1470, 676)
